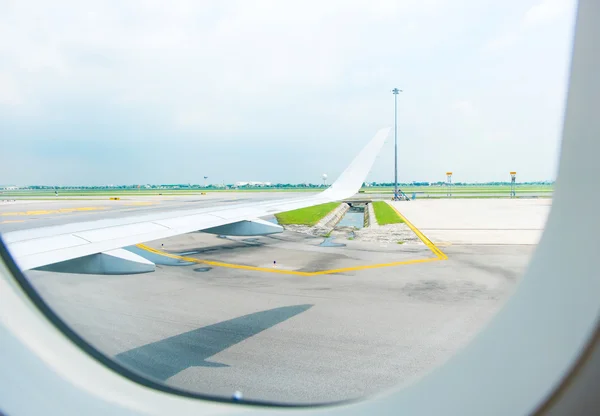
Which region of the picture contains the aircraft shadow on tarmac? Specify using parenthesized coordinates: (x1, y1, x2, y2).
(114, 304, 313, 381)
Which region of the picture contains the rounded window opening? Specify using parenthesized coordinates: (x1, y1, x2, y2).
(0, 0, 576, 406)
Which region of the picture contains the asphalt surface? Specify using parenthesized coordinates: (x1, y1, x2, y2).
(4, 196, 550, 404)
(27, 240, 529, 404)
(0, 193, 312, 234)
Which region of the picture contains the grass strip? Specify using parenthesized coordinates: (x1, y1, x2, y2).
(275, 202, 340, 226)
(372, 201, 404, 225)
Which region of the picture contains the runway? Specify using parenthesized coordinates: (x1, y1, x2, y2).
(0, 192, 313, 234)
(12, 196, 551, 404)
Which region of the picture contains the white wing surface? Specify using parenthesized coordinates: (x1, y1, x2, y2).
(2, 128, 390, 271)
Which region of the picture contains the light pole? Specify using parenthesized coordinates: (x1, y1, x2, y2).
(392, 88, 403, 200)
(510, 172, 517, 198)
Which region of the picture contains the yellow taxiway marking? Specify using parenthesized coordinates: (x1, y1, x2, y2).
(136, 243, 441, 276)
(0, 220, 26, 224)
(136, 206, 447, 275)
(387, 202, 448, 261)
(0, 206, 108, 217)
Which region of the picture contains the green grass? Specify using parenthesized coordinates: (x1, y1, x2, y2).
(275, 202, 340, 226)
(372, 201, 404, 225)
(419, 195, 552, 199)
(0, 188, 319, 197)
(0, 184, 554, 202)
(364, 185, 553, 194)
(1, 184, 554, 198)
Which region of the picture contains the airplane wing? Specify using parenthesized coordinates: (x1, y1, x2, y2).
(2, 128, 390, 272)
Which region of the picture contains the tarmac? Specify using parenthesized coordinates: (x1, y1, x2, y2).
(0, 192, 311, 233)
(389, 199, 551, 245)
(4, 195, 551, 404)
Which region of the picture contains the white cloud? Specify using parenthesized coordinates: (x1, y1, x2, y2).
(172, 106, 244, 135)
(483, 0, 575, 53)
(485, 131, 510, 142)
(452, 100, 477, 119)
(0, 0, 460, 111)
(483, 30, 521, 53)
(524, 0, 571, 27)
(0, 0, 578, 183)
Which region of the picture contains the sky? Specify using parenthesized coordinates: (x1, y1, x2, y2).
(0, 0, 577, 186)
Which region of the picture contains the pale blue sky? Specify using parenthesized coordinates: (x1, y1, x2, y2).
(0, 0, 576, 185)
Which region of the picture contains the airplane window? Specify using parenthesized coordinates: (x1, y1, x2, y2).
(0, 0, 577, 406)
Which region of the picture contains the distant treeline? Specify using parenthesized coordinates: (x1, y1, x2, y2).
(372, 181, 554, 187)
(7, 181, 555, 190)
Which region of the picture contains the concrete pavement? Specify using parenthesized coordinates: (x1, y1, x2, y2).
(6, 196, 546, 404)
(389, 199, 551, 245)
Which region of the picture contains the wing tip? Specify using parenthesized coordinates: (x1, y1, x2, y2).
(321, 127, 391, 199)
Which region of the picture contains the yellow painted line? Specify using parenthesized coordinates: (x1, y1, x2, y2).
(0, 220, 26, 224)
(136, 237, 444, 276)
(136, 202, 449, 276)
(136, 244, 312, 275)
(387, 202, 448, 261)
(0, 206, 108, 217)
